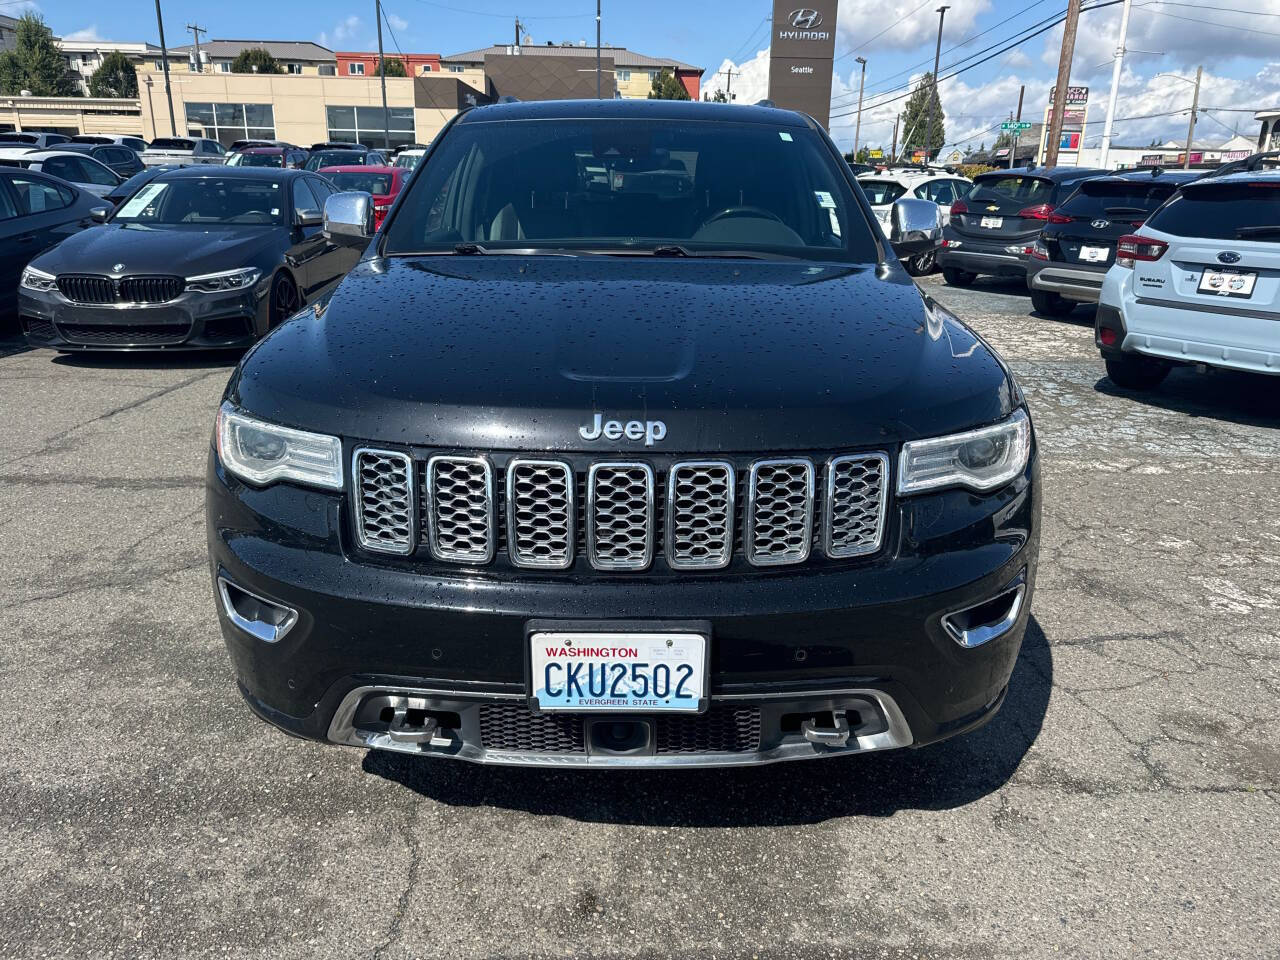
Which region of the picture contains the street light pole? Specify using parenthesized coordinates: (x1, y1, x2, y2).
(1183, 65, 1202, 169)
(923, 6, 949, 165)
(375, 0, 389, 149)
(153, 0, 176, 136)
(596, 0, 602, 99)
(852, 56, 867, 160)
(1099, 0, 1131, 169)
(1010, 84, 1024, 169)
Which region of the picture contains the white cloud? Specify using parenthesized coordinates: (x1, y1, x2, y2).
(705, 48, 770, 105)
(836, 0, 993, 54)
(319, 15, 362, 50)
(386, 13, 409, 32)
(64, 26, 106, 42)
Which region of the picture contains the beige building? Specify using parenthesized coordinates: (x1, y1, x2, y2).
(0, 95, 142, 138)
(137, 70, 484, 148)
(60, 40, 162, 95)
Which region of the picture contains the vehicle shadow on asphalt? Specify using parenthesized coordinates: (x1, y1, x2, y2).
(49, 348, 245, 371)
(362, 618, 1052, 824)
(1095, 367, 1280, 428)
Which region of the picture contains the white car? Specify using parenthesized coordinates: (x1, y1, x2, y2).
(1096, 171, 1280, 389)
(0, 132, 72, 150)
(71, 134, 150, 153)
(857, 169, 972, 275)
(0, 148, 121, 199)
(393, 148, 426, 170)
(141, 137, 227, 167)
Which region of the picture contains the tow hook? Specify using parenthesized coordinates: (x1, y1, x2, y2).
(801, 712, 851, 747)
(386, 705, 439, 745)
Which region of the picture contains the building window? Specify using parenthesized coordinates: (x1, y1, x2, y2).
(154, 60, 164, 70)
(647, 70, 658, 82)
(319, 64, 336, 76)
(216, 61, 231, 73)
(185, 102, 275, 147)
(348, 62, 365, 76)
(326, 104, 415, 151)
(447, 65, 464, 73)
(616, 69, 631, 83)
(285, 63, 302, 75)
(420, 64, 433, 74)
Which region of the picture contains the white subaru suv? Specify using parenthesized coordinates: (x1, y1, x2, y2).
(1095, 172, 1280, 389)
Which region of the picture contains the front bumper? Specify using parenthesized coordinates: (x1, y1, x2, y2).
(18, 283, 268, 351)
(1026, 260, 1106, 303)
(208, 446, 1040, 767)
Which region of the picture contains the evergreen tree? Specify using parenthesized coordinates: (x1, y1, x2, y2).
(0, 14, 79, 96)
(901, 73, 945, 160)
(88, 50, 138, 98)
(377, 58, 407, 78)
(648, 69, 690, 101)
(709, 88, 728, 103)
(231, 48, 282, 74)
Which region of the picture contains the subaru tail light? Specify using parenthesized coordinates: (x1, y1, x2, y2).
(1115, 234, 1168, 268)
(1017, 203, 1054, 220)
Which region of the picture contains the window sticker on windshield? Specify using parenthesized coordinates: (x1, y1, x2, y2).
(779, 132, 793, 142)
(814, 190, 836, 209)
(271, 208, 280, 216)
(117, 182, 167, 218)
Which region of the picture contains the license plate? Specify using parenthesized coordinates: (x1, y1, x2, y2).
(530, 631, 707, 713)
(1079, 245, 1110, 263)
(1198, 268, 1257, 299)
(980, 216, 1003, 229)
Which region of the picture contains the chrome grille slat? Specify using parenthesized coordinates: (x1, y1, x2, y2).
(666, 461, 734, 570)
(353, 449, 414, 555)
(825, 454, 889, 559)
(745, 458, 815, 566)
(586, 462, 654, 571)
(426, 455, 495, 564)
(507, 459, 574, 570)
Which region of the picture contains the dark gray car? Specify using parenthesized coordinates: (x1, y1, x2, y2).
(18, 167, 361, 350)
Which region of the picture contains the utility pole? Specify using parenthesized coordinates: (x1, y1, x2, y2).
(1045, 0, 1082, 167)
(891, 113, 900, 164)
(719, 67, 740, 102)
(186, 22, 206, 73)
(1099, 0, 1131, 169)
(852, 56, 868, 159)
(515, 17, 523, 47)
(595, 1, 601, 98)
(1183, 64, 1202, 169)
(153, 0, 176, 136)
(923, 7, 949, 165)
(1010, 84, 1024, 169)
(375, 0, 389, 149)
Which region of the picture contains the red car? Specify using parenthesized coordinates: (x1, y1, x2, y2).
(318, 165, 406, 228)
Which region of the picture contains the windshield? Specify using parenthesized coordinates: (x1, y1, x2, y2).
(227, 152, 284, 168)
(394, 153, 421, 169)
(307, 150, 364, 171)
(965, 174, 1053, 213)
(327, 171, 393, 194)
(1057, 179, 1180, 218)
(1146, 182, 1280, 241)
(111, 176, 285, 226)
(383, 118, 875, 262)
(150, 138, 195, 151)
(859, 179, 907, 205)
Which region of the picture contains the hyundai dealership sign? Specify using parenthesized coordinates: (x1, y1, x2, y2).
(768, 1, 839, 128)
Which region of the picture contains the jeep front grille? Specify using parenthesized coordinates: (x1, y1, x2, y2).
(354, 450, 889, 572)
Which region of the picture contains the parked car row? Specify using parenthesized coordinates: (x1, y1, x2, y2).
(929, 160, 1280, 393)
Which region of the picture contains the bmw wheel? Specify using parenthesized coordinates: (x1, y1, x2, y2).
(269, 272, 300, 330)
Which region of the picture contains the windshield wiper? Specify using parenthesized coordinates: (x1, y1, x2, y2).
(454, 242, 488, 255)
(1235, 225, 1280, 238)
(608, 245, 799, 260)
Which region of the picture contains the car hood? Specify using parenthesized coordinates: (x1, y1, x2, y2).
(32, 224, 282, 278)
(230, 256, 1018, 453)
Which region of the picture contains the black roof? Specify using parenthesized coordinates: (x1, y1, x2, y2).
(1108, 169, 1203, 184)
(980, 165, 1109, 181)
(458, 98, 814, 128)
(153, 166, 310, 181)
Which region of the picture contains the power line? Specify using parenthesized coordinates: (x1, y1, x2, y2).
(727, 14, 771, 65)
(1135, 5, 1280, 37)
(835, 0, 935, 62)
(1141, 0, 1280, 16)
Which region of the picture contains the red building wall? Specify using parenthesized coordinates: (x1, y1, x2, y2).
(336, 52, 442, 76)
(677, 70, 700, 100)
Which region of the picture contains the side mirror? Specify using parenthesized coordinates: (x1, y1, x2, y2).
(296, 210, 324, 228)
(889, 197, 942, 259)
(323, 191, 374, 244)
(89, 206, 110, 223)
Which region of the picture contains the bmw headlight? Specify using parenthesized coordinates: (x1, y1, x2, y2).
(20, 266, 57, 292)
(216, 402, 343, 489)
(898, 409, 1031, 495)
(186, 267, 262, 293)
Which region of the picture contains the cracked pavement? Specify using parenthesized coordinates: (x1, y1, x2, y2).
(1, 274, 1278, 959)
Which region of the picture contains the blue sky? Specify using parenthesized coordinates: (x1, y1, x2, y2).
(43, 0, 1280, 153)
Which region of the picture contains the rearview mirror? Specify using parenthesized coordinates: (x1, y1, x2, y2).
(323, 191, 374, 245)
(89, 206, 110, 223)
(889, 197, 942, 260)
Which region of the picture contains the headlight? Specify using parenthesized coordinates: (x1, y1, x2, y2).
(186, 267, 262, 293)
(898, 409, 1031, 495)
(216, 402, 343, 490)
(20, 266, 57, 292)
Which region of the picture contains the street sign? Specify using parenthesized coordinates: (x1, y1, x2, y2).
(869, 148, 883, 158)
(1001, 121, 1032, 132)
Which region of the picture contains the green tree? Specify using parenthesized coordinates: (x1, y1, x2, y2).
(0, 14, 79, 96)
(230, 48, 282, 74)
(855, 145, 871, 163)
(709, 88, 728, 103)
(647, 69, 690, 101)
(87, 50, 138, 98)
(377, 57, 407, 78)
(900, 72, 945, 160)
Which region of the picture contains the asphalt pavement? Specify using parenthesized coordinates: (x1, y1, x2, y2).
(1, 274, 1277, 959)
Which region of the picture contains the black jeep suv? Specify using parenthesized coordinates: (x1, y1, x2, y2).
(1024, 168, 1200, 315)
(207, 100, 1040, 768)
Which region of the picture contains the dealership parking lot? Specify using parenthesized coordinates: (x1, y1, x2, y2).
(1, 273, 1278, 958)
